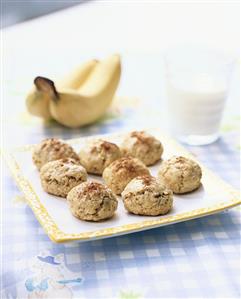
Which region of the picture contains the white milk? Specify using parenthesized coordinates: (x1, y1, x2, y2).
(167, 74, 227, 136)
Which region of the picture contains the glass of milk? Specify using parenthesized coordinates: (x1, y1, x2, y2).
(165, 46, 234, 145)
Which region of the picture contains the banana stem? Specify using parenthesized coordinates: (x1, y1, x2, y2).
(34, 76, 59, 101)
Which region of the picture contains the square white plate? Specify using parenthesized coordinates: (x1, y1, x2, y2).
(5, 129, 240, 243)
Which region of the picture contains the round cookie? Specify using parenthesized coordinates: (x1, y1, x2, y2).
(120, 131, 163, 166)
(103, 156, 150, 195)
(33, 138, 79, 171)
(67, 181, 118, 221)
(158, 156, 202, 194)
(40, 158, 87, 197)
(79, 139, 121, 175)
(122, 176, 173, 216)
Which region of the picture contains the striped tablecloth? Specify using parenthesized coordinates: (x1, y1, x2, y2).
(2, 110, 240, 298)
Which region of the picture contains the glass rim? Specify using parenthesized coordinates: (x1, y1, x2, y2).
(164, 44, 237, 72)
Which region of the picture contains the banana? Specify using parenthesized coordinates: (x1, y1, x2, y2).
(50, 54, 121, 127)
(26, 54, 121, 128)
(26, 59, 98, 119)
(56, 59, 98, 90)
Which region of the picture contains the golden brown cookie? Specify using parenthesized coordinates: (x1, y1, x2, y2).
(40, 158, 87, 197)
(32, 138, 79, 171)
(67, 181, 118, 221)
(122, 175, 173, 216)
(158, 156, 202, 194)
(120, 131, 163, 166)
(79, 139, 121, 175)
(103, 156, 150, 195)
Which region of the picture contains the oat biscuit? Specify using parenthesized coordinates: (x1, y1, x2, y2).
(120, 131, 163, 166)
(122, 175, 173, 216)
(79, 139, 121, 175)
(158, 156, 202, 194)
(40, 158, 87, 197)
(67, 181, 118, 221)
(103, 157, 150, 195)
(33, 138, 79, 171)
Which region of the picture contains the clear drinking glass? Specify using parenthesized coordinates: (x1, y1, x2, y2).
(165, 46, 235, 145)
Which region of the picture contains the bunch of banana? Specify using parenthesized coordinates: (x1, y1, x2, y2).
(26, 54, 121, 128)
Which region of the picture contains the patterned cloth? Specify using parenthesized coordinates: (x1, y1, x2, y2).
(2, 107, 240, 298)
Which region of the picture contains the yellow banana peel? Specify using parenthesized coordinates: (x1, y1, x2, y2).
(26, 54, 121, 128)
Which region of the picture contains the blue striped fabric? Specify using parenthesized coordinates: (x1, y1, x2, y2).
(2, 115, 240, 299)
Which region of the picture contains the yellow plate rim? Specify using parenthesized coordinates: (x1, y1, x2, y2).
(3, 129, 240, 243)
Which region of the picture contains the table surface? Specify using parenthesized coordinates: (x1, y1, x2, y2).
(2, 2, 240, 299)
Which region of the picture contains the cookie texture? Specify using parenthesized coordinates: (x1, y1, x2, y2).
(122, 176, 173, 216)
(103, 157, 150, 195)
(33, 138, 79, 171)
(67, 181, 118, 221)
(120, 131, 163, 166)
(40, 158, 87, 197)
(79, 139, 121, 175)
(158, 156, 202, 194)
